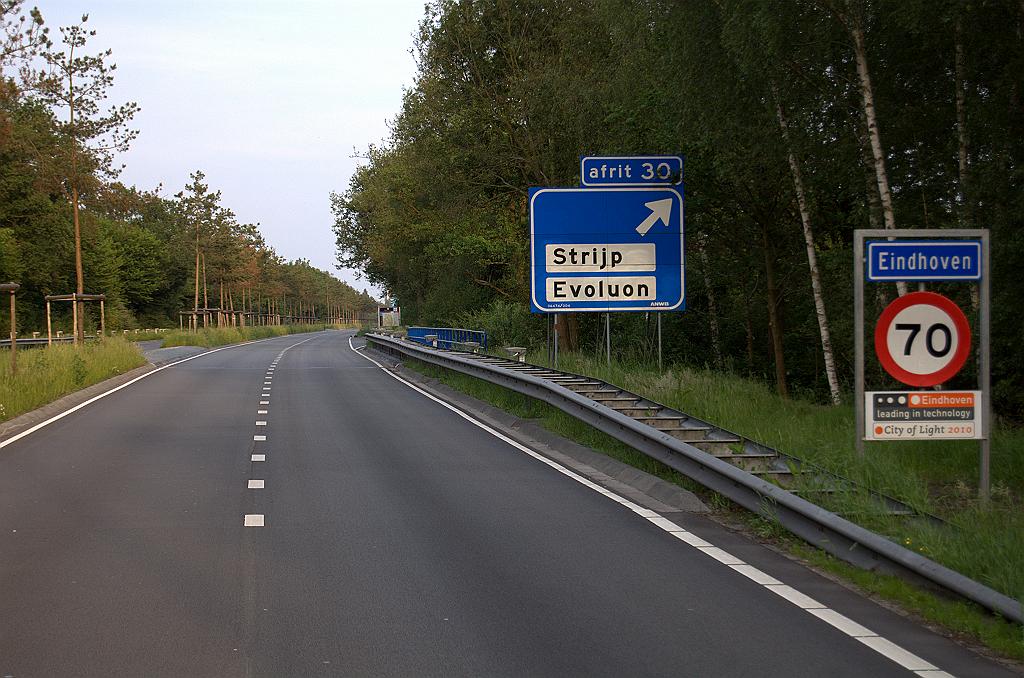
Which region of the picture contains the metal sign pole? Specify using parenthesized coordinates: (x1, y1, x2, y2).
(980, 232, 991, 504)
(554, 313, 559, 369)
(857, 228, 990, 499)
(854, 233, 866, 457)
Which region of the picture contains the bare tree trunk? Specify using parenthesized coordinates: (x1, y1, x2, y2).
(68, 52, 85, 343)
(762, 226, 789, 399)
(698, 236, 723, 370)
(554, 312, 579, 352)
(855, 105, 895, 309)
(850, 18, 907, 298)
(202, 253, 208, 328)
(193, 241, 200, 315)
(71, 184, 85, 343)
(774, 88, 842, 404)
(858, 121, 884, 231)
(743, 297, 755, 375)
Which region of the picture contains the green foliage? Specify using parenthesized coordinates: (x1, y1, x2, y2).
(335, 0, 1024, 421)
(450, 299, 545, 349)
(0, 12, 378, 337)
(159, 324, 325, 349)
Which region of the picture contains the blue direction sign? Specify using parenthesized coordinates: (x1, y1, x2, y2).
(530, 187, 685, 313)
(580, 155, 683, 187)
(867, 240, 981, 281)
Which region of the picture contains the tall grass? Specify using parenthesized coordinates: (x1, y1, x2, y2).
(536, 351, 1024, 605)
(159, 324, 329, 348)
(0, 338, 146, 423)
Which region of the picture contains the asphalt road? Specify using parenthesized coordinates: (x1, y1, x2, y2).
(0, 331, 1013, 676)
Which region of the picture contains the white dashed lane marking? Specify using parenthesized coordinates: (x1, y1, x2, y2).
(241, 337, 318, 534)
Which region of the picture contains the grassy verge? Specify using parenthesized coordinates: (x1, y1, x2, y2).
(398, 351, 1024, 660)
(536, 352, 1024, 601)
(0, 338, 146, 423)
(159, 324, 329, 348)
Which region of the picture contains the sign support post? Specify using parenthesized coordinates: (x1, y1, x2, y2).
(553, 314, 559, 369)
(855, 235, 866, 457)
(854, 228, 990, 503)
(980, 234, 991, 504)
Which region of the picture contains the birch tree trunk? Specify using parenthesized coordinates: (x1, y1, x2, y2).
(848, 12, 908, 297)
(773, 90, 842, 404)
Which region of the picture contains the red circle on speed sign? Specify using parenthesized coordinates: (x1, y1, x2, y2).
(874, 291, 971, 387)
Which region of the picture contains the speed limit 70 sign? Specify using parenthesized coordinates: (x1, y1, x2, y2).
(874, 291, 972, 387)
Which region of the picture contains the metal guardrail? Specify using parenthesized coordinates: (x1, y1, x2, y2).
(407, 327, 488, 350)
(0, 336, 97, 348)
(365, 333, 1022, 624)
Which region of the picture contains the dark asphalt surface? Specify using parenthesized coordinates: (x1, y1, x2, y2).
(0, 331, 1013, 676)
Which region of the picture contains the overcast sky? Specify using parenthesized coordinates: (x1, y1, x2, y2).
(36, 0, 426, 296)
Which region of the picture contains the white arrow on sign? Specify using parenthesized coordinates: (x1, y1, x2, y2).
(635, 198, 673, 236)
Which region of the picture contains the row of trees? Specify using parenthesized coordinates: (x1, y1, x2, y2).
(0, 4, 376, 335)
(333, 0, 1024, 420)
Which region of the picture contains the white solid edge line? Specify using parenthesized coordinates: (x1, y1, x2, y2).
(764, 584, 827, 610)
(0, 333, 315, 452)
(349, 335, 957, 678)
(806, 608, 875, 638)
(856, 637, 940, 672)
(729, 563, 782, 586)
